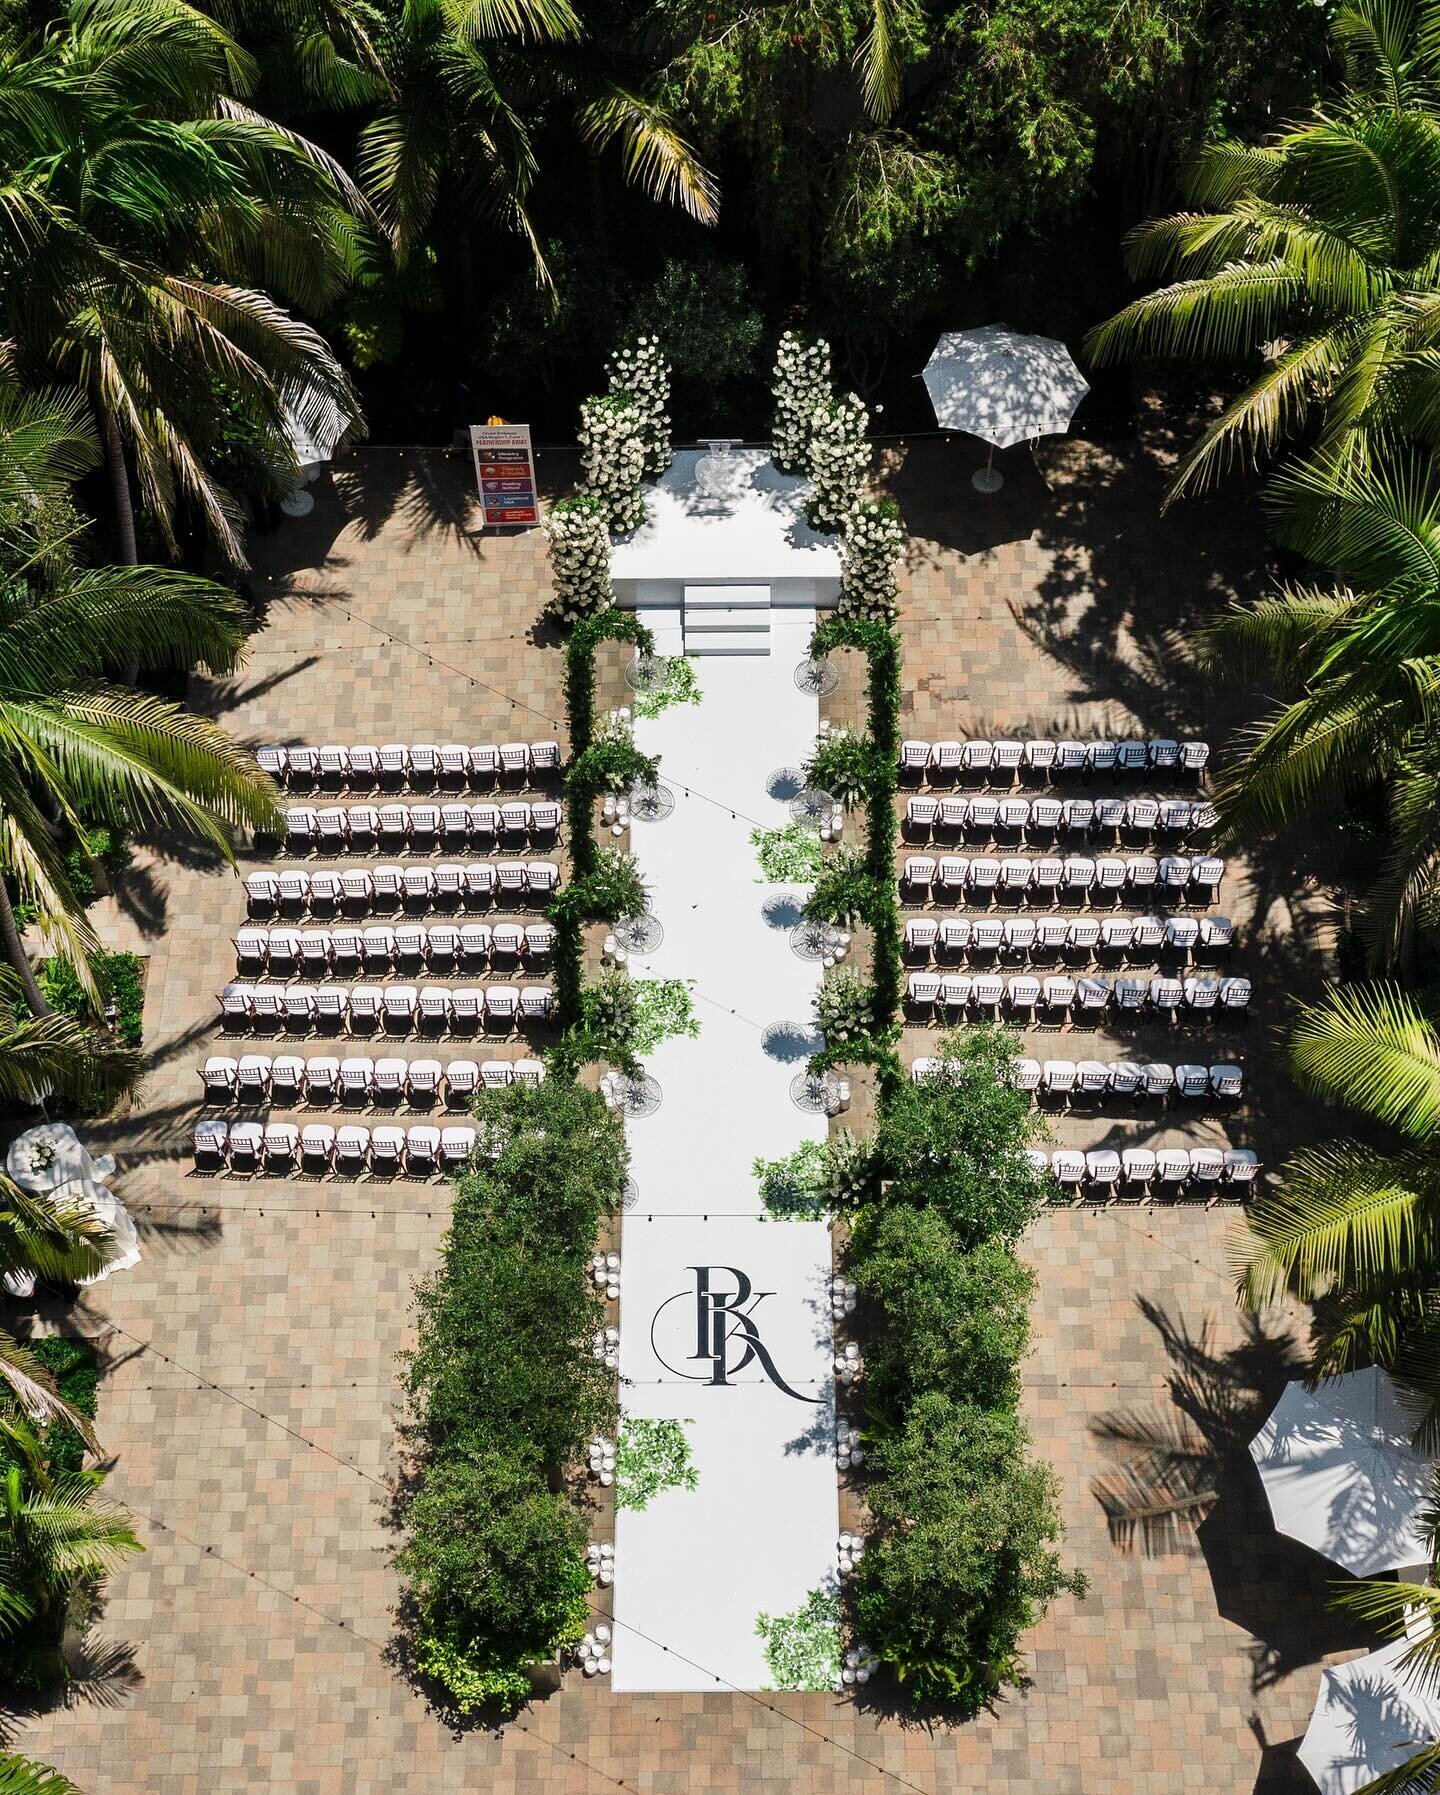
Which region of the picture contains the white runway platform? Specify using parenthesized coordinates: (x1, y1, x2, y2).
(611, 581, 839, 1691)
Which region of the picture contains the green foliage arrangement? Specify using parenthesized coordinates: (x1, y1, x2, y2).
(751, 823, 823, 882)
(632, 657, 702, 721)
(815, 971, 880, 1045)
(39, 950, 145, 1049)
(615, 1416, 699, 1512)
(752, 1131, 872, 1218)
(805, 730, 883, 811)
(806, 845, 886, 929)
(396, 1079, 624, 1716)
(573, 972, 700, 1075)
(756, 1583, 842, 1691)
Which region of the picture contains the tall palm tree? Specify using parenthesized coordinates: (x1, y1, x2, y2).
(0, 381, 280, 1013)
(1199, 451, 1440, 967)
(0, 0, 365, 563)
(357, 0, 718, 280)
(1237, 981, 1440, 1442)
(1084, 0, 1440, 506)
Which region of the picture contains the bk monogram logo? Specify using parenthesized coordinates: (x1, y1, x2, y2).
(650, 1264, 819, 1403)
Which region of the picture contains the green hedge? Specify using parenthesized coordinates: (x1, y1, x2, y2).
(39, 949, 145, 1048)
(16, 1338, 98, 1477)
(396, 1078, 624, 1715)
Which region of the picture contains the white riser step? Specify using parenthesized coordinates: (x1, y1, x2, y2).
(686, 632, 771, 656)
(683, 583, 772, 610)
(684, 608, 771, 633)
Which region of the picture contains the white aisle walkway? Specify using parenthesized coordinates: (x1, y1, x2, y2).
(612, 611, 839, 1692)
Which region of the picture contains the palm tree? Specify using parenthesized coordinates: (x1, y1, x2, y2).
(1199, 451, 1440, 967)
(0, 0, 364, 563)
(1084, 0, 1440, 506)
(0, 1414, 141, 1683)
(0, 381, 280, 1013)
(0, 1756, 87, 1795)
(357, 0, 718, 280)
(1236, 981, 1440, 1441)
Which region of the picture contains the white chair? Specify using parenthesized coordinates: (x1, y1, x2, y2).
(1125, 797, 1159, 832)
(440, 803, 472, 842)
(200, 1056, 238, 1098)
(961, 740, 993, 774)
(1076, 1059, 1110, 1093)
(518, 986, 553, 1020)
(1094, 857, 1126, 892)
(370, 865, 404, 905)
(1115, 978, 1148, 1011)
(1042, 1060, 1077, 1094)
(499, 742, 531, 777)
(1181, 740, 1210, 772)
(1143, 1061, 1176, 1099)
(903, 856, 936, 894)
(1199, 915, 1233, 951)
(402, 867, 436, 905)
(234, 929, 269, 973)
(1109, 1059, 1142, 1094)
(440, 1126, 477, 1167)
(263, 1122, 299, 1170)
(287, 746, 319, 782)
(1088, 741, 1119, 774)
(525, 862, 558, 898)
(306, 1057, 340, 1098)
(1156, 1148, 1190, 1187)
(1068, 918, 1100, 955)
(1189, 1146, 1224, 1185)
(486, 986, 519, 1027)
(378, 744, 409, 779)
(373, 1057, 406, 1100)
(362, 926, 396, 968)
(1127, 857, 1159, 891)
(315, 807, 348, 852)
(491, 922, 524, 959)
(469, 804, 500, 844)
(309, 869, 343, 907)
(972, 973, 1004, 1012)
(451, 988, 484, 1026)
(377, 806, 410, 849)
(936, 857, 969, 898)
(1093, 796, 1126, 833)
(370, 1125, 406, 1170)
(530, 800, 562, 837)
(395, 923, 428, 962)
(1024, 1147, 1050, 1174)
(1158, 855, 1191, 891)
(194, 1119, 230, 1166)
(284, 807, 318, 851)
(500, 801, 531, 840)
(1190, 801, 1219, 832)
(1062, 856, 1095, 893)
(268, 928, 302, 973)
(1076, 977, 1110, 1015)
(940, 916, 972, 954)
(1003, 917, 1036, 955)
(970, 916, 1004, 952)
(939, 973, 972, 1011)
(1054, 741, 1086, 774)
(270, 1055, 305, 1102)
(469, 744, 500, 782)
(410, 805, 441, 846)
(1184, 976, 1221, 1011)
(348, 745, 380, 784)
(901, 740, 930, 776)
(1011, 1056, 1042, 1090)
(410, 744, 440, 781)
(1149, 738, 1180, 771)
(445, 1060, 480, 1101)
(383, 986, 418, 1028)
(1151, 976, 1183, 1013)
(1025, 740, 1057, 773)
(408, 1058, 443, 1100)
(245, 871, 279, 911)
(1042, 976, 1076, 1013)
(433, 863, 466, 902)
(481, 1060, 514, 1089)
(993, 740, 1024, 775)
(1036, 916, 1070, 952)
(1052, 1149, 1085, 1188)
(1101, 916, 1135, 951)
(339, 1056, 374, 1100)
(1190, 856, 1225, 895)
(338, 867, 374, 907)
(514, 1059, 545, 1088)
(1086, 1150, 1122, 1189)
(236, 1054, 272, 1102)
(911, 1057, 942, 1083)
(257, 746, 287, 781)
(428, 924, 461, 967)
(250, 985, 284, 1025)
(938, 797, 969, 831)
(530, 741, 560, 774)
(969, 857, 1001, 893)
(905, 917, 939, 956)
(1000, 857, 1032, 893)
(299, 930, 332, 972)
(1132, 912, 1165, 948)
(1220, 976, 1251, 1013)
(460, 924, 493, 965)
(417, 986, 452, 1026)
(1117, 741, 1148, 773)
(496, 862, 528, 900)
(277, 869, 310, 907)
(1224, 1148, 1260, 1184)
(1165, 917, 1200, 953)
(907, 972, 941, 1008)
(1030, 796, 1064, 830)
(331, 927, 364, 968)
(967, 796, 1000, 834)
(1063, 798, 1094, 833)
(464, 863, 497, 901)
(1211, 1063, 1244, 1098)
(1122, 1148, 1156, 1187)
(406, 1125, 441, 1173)
(313, 987, 348, 1026)
(906, 796, 940, 833)
(300, 1124, 336, 1169)
(1031, 856, 1064, 894)
(1176, 1062, 1209, 1098)
(1159, 799, 1192, 833)
(228, 1121, 264, 1170)
(334, 1125, 371, 1171)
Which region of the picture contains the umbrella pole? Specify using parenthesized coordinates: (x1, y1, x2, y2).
(972, 440, 1004, 495)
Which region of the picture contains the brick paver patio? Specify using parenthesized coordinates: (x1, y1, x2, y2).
(8, 438, 1364, 1793)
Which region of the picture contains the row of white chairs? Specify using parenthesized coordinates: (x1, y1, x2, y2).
(234, 923, 555, 975)
(902, 854, 1224, 899)
(901, 738, 1209, 781)
(904, 914, 1233, 960)
(200, 1054, 542, 1104)
(278, 802, 560, 854)
(905, 971, 1251, 1015)
(258, 741, 559, 784)
(913, 1056, 1242, 1099)
(1037, 1146, 1259, 1189)
(194, 1119, 476, 1175)
(904, 795, 1216, 840)
(243, 863, 559, 911)
(218, 982, 552, 1029)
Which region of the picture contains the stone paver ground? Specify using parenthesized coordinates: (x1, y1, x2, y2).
(9, 438, 1362, 1793)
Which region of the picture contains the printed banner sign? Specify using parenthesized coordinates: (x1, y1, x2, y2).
(470, 424, 538, 527)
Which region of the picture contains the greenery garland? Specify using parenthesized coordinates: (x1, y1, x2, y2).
(614, 1416, 699, 1512)
(756, 1584, 842, 1691)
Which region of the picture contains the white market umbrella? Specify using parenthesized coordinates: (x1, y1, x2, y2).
(1249, 1368, 1433, 1577)
(920, 325, 1090, 493)
(1300, 1637, 1440, 1795)
(278, 380, 352, 516)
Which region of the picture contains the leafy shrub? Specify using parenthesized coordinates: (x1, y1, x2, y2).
(26, 1337, 98, 1476)
(805, 729, 882, 810)
(397, 1080, 624, 1715)
(549, 849, 648, 929)
(753, 1131, 872, 1217)
(757, 1584, 841, 1691)
(615, 1417, 698, 1512)
(851, 1395, 1085, 1711)
(751, 822, 823, 882)
(815, 971, 878, 1044)
(574, 972, 700, 1074)
(806, 844, 886, 929)
(39, 949, 145, 1048)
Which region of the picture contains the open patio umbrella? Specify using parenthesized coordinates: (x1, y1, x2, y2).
(920, 326, 1089, 493)
(1249, 1367, 1433, 1577)
(279, 379, 353, 517)
(1300, 1636, 1440, 1795)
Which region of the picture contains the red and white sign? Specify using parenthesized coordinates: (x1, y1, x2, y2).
(470, 423, 538, 527)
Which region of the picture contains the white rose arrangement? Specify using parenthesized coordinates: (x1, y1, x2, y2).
(606, 337, 672, 478)
(806, 391, 871, 532)
(839, 498, 904, 624)
(771, 331, 832, 475)
(579, 392, 648, 536)
(543, 494, 615, 623)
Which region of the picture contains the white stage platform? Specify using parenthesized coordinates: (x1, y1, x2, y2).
(612, 605, 839, 1692)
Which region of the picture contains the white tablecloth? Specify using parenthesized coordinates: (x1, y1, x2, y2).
(5, 1124, 140, 1284)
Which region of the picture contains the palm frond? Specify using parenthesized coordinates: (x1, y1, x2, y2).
(1288, 982, 1440, 1132)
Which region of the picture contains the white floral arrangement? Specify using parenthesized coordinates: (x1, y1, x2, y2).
(839, 497, 904, 623)
(26, 1139, 55, 1174)
(806, 391, 871, 532)
(607, 337, 672, 478)
(771, 331, 832, 475)
(543, 493, 615, 623)
(579, 392, 648, 536)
